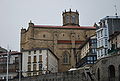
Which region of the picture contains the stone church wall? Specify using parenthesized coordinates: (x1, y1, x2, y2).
(21, 24, 96, 72)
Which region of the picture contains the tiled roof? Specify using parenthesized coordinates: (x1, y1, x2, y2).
(34, 25, 96, 29)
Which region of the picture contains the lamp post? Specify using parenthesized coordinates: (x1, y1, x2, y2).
(19, 54, 21, 81)
(6, 50, 9, 81)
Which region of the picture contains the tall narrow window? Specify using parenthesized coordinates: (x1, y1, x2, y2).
(39, 55, 42, 63)
(34, 50, 36, 54)
(105, 29, 107, 36)
(101, 39, 103, 46)
(39, 64, 42, 75)
(28, 65, 31, 71)
(15, 57, 19, 63)
(33, 64, 37, 71)
(101, 31, 103, 37)
(66, 16, 70, 23)
(39, 50, 42, 53)
(105, 39, 108, 46)
(105, 48, 107, 55)
(28, 56, 31, 63)
(34, 56, 37, 62)
(71, 15, 76, 23)
(28, 51, 31, 55)
(98, 32, 100, 38)
(63, 53, 68, 64)
(63, 52, 69, 64)
(33, 64, 37, 76)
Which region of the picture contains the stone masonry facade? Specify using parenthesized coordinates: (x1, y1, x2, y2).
(20, 22, 95, 72)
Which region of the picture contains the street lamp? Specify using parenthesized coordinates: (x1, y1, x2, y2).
(19, 54, 21, 81)
(6, 50, 9, 81)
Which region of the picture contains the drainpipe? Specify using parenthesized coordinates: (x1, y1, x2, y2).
(47, 49, 48, 73)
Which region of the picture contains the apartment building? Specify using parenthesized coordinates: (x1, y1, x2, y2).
(0, 51, 22, 80)
(22, 48, 58, 77)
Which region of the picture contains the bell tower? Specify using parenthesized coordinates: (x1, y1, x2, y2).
(62, 9, 79, 26)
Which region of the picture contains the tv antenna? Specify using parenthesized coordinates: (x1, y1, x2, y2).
(114, 5, 118, 16)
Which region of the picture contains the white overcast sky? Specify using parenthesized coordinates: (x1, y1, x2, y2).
(0, 0, 120, 51)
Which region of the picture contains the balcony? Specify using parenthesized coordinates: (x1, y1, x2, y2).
(76, 55, 97, 68)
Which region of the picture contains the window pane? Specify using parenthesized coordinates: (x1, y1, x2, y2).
(39, 55, 42, 63)
(63, 53, 69, 64)
(28, 51, 31, 55)
(39, 64, 42, 71)
(39, 50, 42, 53)
(34, 56, 37, 62)
(34, 50, 36, 54)
(28, 56, 31, 62)
(28, 65, 31, 71)
(87, 57, 90, 60)
(33, 64, 37, 71)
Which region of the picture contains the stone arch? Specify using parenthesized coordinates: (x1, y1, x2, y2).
(63, 51, 70, 64)
(108, 65, 115, 81)
(97, 68, 100, 81)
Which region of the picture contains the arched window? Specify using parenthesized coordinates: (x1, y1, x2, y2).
(97, 68, 100, 81)
(108, 65, 115, 81)
(63, 51, 69, 64)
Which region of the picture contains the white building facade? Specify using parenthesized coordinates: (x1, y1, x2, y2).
(96, 19, 109, 59)
(22, 48, 58, 77)
(96, 16, 120, 59)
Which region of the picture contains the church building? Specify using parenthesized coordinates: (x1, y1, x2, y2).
(20, 9, 96, 72)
